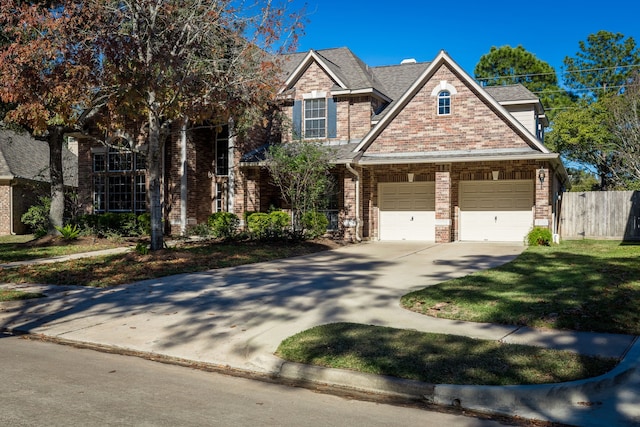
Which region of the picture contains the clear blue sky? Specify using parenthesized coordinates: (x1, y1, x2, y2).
(290, 0, 640, 79)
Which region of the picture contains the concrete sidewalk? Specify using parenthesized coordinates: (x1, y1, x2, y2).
(1, 241, 639, 426)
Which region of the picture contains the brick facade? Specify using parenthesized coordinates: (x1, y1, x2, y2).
(368, 64, 530, 154)
(0, 185, 11, 235)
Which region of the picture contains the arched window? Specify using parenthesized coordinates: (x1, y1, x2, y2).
(438, 90, 451, 115)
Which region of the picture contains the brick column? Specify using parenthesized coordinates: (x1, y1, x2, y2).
(534, 167, 551, 229)
(435, 164, 451, 243)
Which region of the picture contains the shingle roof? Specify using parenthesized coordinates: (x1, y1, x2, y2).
(282, 47, 388, 94)
(0, 129, 78, 186)
(484, 84, 539, 103)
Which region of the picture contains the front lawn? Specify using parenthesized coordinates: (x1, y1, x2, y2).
(401, 240, 640, 335)
(0, 239, 341, 287)
(0, 235, 124, 263)
(276, 323, 617, 385)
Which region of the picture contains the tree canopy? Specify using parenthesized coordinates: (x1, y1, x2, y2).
(563, 30, 640, 99)
(548, 31, 640, 189)
(0, 0, 103, 233)
(474, 45, 573, 120)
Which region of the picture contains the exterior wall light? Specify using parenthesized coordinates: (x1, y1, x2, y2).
(538, 169, 546, 187)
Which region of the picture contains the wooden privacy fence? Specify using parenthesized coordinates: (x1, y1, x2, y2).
(560, 191, 640, 240)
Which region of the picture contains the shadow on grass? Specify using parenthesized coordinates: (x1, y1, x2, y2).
(405, 241, 640, 334)
(276, 323, 618, 386)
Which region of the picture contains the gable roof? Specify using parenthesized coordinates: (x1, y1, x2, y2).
(0, 129, 78, 186)
(353, 50, 551, 156)
(281, 47, 390, 101)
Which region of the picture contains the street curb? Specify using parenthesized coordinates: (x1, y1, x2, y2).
(7, 328, 637, 425)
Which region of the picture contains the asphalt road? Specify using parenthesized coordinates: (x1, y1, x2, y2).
(0, 335, 512, 427)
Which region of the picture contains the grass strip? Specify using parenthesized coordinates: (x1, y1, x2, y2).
(401, 240, 640, 335)
(276, 323, 618, 386)
(0, 289, 44, 301)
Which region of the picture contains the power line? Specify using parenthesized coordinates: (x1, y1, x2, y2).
(476, 63, 640, 83)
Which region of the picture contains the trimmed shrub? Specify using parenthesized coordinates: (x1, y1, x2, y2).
(75, 213, 149, 238)
(247, 211, 291, 240)
(301, 211, 329, 239)
(207, 212, 240, 239)
(526, 227, 553, 246)
(21, 196, 51, 237)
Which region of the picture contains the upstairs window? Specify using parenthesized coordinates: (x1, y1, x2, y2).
(304, 98, 326, 139)
(438, 90, 451, 115)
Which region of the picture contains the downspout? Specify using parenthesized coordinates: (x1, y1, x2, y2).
(180, 117, 188, 235)
(345, 163, 361, 242)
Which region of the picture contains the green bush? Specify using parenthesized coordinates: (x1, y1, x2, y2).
(247, 211, 291, 240)
(54, 224, 80, 240)
(187, 223, 212, 238)
(526, 227, 553, 246)
(207, 212, 240, 239)
(75, 213, 150, 238)
(301, 211, 329, 239)
(21, 196, 51, 237)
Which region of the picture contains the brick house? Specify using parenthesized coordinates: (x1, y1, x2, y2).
(0, 129, 78, 235)
(77, 48, 568, 243)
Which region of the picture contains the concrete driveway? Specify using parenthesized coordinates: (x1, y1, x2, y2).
(1, 241, 524, 372)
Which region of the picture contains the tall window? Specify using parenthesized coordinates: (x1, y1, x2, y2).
(304, 98, 326, 138)
(437, 90, 451, 115)
(215, 126, 229, 176)
(93, 138, 146, 213)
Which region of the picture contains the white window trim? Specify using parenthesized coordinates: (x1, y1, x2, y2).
(303, 97, 327, 139)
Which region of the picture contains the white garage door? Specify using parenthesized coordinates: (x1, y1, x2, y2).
(459, 180, 533, 242)
(379, 182, 435, 241)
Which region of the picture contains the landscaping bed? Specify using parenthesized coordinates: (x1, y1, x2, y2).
(0, 237, 344, 288)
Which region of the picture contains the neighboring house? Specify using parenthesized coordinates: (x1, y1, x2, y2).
(0, 129, 78, 235)
(76, 48, 569, 243)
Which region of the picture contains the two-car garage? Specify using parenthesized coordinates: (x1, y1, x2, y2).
(378, 180, 534, 242)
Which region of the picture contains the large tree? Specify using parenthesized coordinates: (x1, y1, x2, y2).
(474, 45, 573, 119)
(605, 72, 640, 188)
(563, 30, 640, 98)
(548, 31, 640, 189)
(93, 0, 304, 250)
(0, 1, 102, 234)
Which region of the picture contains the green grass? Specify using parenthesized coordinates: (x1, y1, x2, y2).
(0, 240, 338, 287)
(0, 289, 44, 301)
(401, 240, 640, 334)
(276, 323, 617, 385)
(0, 235, 121, 263)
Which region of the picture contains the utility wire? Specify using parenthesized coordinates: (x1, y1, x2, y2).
(476, 63, 640, 82)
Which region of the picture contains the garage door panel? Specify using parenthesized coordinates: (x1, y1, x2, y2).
(459, 180, 533, 242)
(380, 211, 435, 241)
(379, 182, 435, 241)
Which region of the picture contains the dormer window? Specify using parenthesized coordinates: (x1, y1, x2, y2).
(304, 98, 326, 138)
(438, 90, 451, 115)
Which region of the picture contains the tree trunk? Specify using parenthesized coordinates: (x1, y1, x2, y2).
(147, 96, 164, 251)
(48, 126, 65, 235)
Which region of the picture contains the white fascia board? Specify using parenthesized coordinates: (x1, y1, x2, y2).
(279, 50, 348, 94)
(353, 50, 550, 155)
(357, 152, 560, 165)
